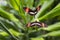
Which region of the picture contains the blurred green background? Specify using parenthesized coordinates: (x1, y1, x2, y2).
(0, 0, 60, 40)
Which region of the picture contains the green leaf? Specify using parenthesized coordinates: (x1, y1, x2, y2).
(37, 0, 47, 6)
(0, 21, 24, 40)
(43, 22, 60, 31)
(35, 0, 54, 18)
(0, 29, 24, 37)
(0, 19, 21, 32)
(31, 37, 44, 40)
(0, 8, 19, 22)
(0, 21, 18, 40)
(7, 0, 20, 11)
(43, 30, 60, 37)
(0, 34, 7, 40)
(9, 29, 24, 37)
(26, 0, 34, 8)
(0, 31, 9, 37)
(38, 3, 60, 21)
(32, 0, 40, 7)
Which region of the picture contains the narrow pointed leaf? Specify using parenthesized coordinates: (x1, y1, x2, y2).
(26, 0, 34, 8)
(43, 31, 60, 37)
(0, 8, 19, 22)
(39, 3, 60, 21)
(31, 37, 44, 40)
(43, 22, 60, 31)
(35, 0, 54, 18)
(7, 0, 20, 11)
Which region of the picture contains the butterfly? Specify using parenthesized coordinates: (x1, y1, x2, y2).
(23, 6, 41, 16)
(26, 21, 47, 28)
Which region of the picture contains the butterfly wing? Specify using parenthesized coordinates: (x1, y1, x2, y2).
(23, 7, 37, 15)
(23, 6, 41, 16)
(36, 6, 41, 12)
(23, 7, 30, 13)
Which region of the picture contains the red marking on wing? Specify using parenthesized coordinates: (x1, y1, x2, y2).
(23, 7, 30, 13)
(36, 6, 41, 11)
(25, 8, 30, 13)
(41, 23, 45, 27)
(41, 23, 47, 28)
(27, 23, 31, 27)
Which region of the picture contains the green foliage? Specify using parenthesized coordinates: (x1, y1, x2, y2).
(35, 0, 54, 18)
(43, 22, 60, 31)
(7, 0, 20, 11)
(38, 3, 60, 21)
(0, 0, 60, 40)
(31, 37, 44, 40)
(43, 30, 60, 37)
